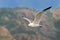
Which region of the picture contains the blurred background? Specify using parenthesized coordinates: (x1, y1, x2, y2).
(0, 0, 60, 40)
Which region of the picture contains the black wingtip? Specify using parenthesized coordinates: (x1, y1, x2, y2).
(43, 6, 52, 11)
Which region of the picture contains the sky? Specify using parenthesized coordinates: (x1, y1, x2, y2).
(0, 0, 60, 10)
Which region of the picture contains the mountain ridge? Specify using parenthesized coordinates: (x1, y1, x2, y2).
(0, 6, 60, 40)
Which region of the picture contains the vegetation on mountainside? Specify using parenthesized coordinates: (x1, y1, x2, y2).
(0, 7, 60, 40)
(0, 8, 36, 34)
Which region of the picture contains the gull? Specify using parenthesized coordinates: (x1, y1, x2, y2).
(23, 6, 52, 27)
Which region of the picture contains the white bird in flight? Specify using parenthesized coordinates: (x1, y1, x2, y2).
(23, 6, 52, 27)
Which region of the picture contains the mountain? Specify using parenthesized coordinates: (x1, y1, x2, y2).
(0, 26, 16, 40)
(0, 7, 60, 40)
(52, 6, 60, 29)
(52, 6, 60, 40)
(52, 6, 60, 20)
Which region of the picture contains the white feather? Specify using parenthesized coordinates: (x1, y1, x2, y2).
(23, 17, 31, 23)
(23, 6, 52, 27)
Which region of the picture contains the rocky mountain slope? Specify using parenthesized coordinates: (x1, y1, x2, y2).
(0, 26, 16, 40)
(0, 7, 60, 40)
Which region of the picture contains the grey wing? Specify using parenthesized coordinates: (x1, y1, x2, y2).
(23, 17, 32, 23)
(33, 6, 52, 24)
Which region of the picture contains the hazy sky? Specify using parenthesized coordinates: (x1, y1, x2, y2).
(0, 0, 60, 10)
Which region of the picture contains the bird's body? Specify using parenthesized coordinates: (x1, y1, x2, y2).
(28, 23, 40, 27)
(23, 6, 52, 27)
(23, 17, 42, 27)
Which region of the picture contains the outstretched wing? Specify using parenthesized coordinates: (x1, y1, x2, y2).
(23, 17, 32, 23)
(33, 6, 52, 24)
